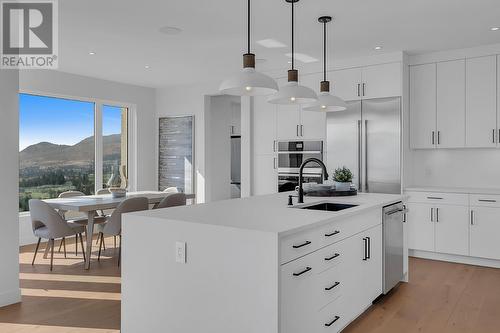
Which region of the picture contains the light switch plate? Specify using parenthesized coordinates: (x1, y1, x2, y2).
(175, 241, 186, 263)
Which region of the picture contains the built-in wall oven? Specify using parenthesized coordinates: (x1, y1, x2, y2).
(277, 141, 324, 192)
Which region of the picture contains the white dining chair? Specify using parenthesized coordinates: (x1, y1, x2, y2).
(154, 193, 187, 209)
(97, 197, 149, 266)
(29, 199, 87, 271)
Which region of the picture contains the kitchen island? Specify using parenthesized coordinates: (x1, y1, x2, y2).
(121, 192, 405, 333)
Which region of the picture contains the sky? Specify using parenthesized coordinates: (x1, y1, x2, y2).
(19, 94, 123, 151)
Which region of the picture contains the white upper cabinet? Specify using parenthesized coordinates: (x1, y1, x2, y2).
(276, 104, 301, 140)
(466, 56, 497, 148)
(330, 67, 362, 101)
(253, 96, 277, 155)
(299, 110, 326, 140)
(436, 60, 466, 148)
(329, 63, 401, 102)
(362, 62, 402, 100)
(410, 63, 437, 149)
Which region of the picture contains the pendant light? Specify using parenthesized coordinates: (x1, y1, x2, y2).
(303, 16, 347, 112)
(268, 0, 317, 105)
(219, 0, 279, 96)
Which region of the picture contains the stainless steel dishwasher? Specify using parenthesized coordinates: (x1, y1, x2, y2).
(383, 202, 406, 294)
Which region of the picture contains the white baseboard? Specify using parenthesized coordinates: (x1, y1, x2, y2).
(0, 289, 21, 308)
(410, 249, 500, 268)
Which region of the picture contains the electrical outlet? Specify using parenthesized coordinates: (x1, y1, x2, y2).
(175, 242, 186, 263)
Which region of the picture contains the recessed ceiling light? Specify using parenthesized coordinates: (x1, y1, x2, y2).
(285, 53, 318, 63)
(256, 39, 287, 48)
(374, 46, 382, 50)
(145, 65, 150, 69)
(491, 27, 499, 31)
(89, 51, 96, 55)
(159, 26, 183, 35)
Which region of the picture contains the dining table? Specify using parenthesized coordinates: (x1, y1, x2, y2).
(44, 191, 196, 269)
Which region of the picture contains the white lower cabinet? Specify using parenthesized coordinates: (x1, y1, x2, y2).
(407, 203, 435, 252)
(406, 202, 469, 256)
(470, 206, 500, 260)
(407, 190, 500, 263)
(280, 222, 382, 333)
(434, 205, 469, 256)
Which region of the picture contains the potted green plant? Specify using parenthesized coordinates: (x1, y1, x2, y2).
(333, 167, 353, 191)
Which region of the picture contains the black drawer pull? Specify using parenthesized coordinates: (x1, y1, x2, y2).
(325, 282, 340, 291)
(479, 199, 497, 203)
(293, 241, 311, 249)
(325, 253, 340, 261)
(325, 316, 340, 327)
(427, 196, 443, 200)
(293, 267, 312, 277)
(325, 230, 340, 237)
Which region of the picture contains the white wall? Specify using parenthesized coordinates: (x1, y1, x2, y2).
(205, 95, 241, 202)
(156, 82, 219, 203)
(0, 69, 21, 307)
(409, 149, 500, 189)
(18, 70, 157, 245)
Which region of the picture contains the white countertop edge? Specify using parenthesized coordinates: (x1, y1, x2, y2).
(405, 186, 500, 195)
(124, 193, 405, 237)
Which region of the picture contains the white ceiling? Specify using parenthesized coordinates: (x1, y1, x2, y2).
(59, 0, 500, 88)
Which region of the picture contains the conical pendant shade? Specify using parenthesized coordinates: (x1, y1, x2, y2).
(303, 16, 346, 112)
(219, 0, 278, 96)
(220, 67, 278, 96)
(268, 0, 317, 105)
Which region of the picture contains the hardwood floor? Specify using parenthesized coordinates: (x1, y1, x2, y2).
(0, 236, 120, 333)
(344, 257, 500, 333)
(2, 245, 500, 333)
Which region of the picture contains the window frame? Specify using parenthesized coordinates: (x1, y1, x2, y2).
(18, 90, 135, 214)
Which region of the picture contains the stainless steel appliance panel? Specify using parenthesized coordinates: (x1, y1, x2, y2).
(326, 101, 362, 189)
(383, 202, 405, 294)
(362, 98, 401, 194)
(326, 97, 401, 194)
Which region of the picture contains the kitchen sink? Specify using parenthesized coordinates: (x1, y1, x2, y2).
(299, 202, 358, 212)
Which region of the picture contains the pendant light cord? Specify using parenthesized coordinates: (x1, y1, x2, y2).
(247, 0, 251, 54)
(291, 0, 294, 70)
(323, 20, 327, 82)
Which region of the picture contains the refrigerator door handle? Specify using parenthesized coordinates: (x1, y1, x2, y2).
(364, 120, 368, 192)
(357, 120, 362, 191)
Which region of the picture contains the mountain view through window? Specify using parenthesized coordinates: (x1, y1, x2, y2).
(19, 94, 127, 212)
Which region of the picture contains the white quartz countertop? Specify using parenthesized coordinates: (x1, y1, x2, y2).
(405, 186, 500, 195)
(127, 192, 404, 237)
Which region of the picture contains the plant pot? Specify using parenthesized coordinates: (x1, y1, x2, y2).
(335, 181, 351, 191)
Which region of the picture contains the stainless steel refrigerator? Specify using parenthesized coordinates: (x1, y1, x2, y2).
(326, 97, 401, 194)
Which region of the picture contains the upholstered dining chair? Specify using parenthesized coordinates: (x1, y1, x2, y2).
(97, 196, 149, 266)
(57, 190, 106, 255)
(29, 199, 87, 271)
(154, 193, 187, 210)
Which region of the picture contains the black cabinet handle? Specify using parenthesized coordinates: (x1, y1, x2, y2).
(479, 199, 497, 203)
(367, 237, 371, 259)
(427, 196, 443, 200)
(293, 267, 312, 277)
(325, 230, 340, 237)
(325, 282, 340, 291)
(363, 238, 368, 260)
(325, 253, 340, 261)
(325, 316, 340, 327)
(292, 241, 311, 249)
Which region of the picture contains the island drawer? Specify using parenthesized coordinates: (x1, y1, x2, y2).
(280, 229, 321, 264)
(470, 194, 500, 208)
(316, 296, 346, 333)
(280, 208, 382, 265)
(406, 191, 468, 205)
